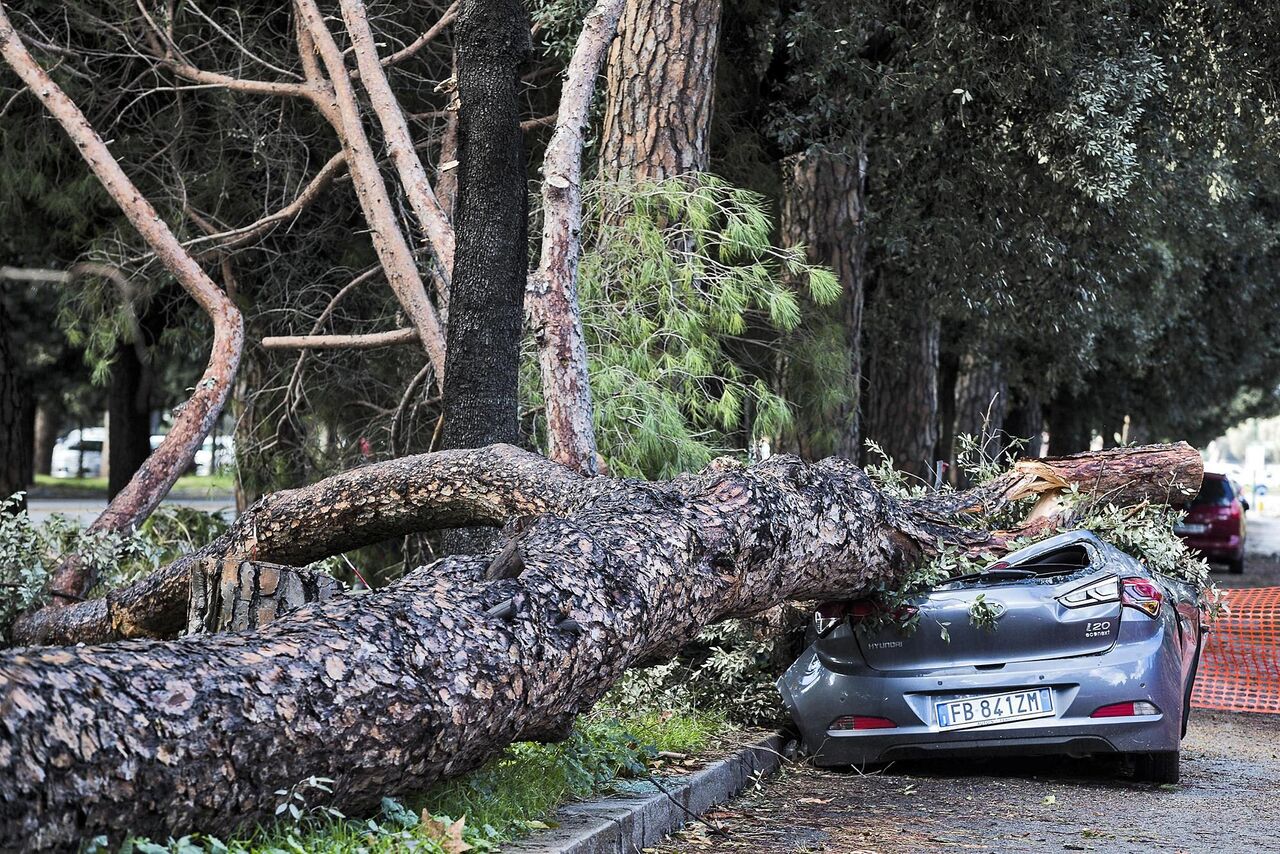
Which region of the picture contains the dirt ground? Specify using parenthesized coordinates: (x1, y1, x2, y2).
(651, 521, 1280, 854)
(650, 710, 1280, 853)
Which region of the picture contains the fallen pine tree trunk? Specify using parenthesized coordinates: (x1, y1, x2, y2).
(0, 442, 1201, 849)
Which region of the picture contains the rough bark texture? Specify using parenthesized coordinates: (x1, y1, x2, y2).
(781, 145, 868, 459)
(863, 312, 941, 481)
(0, 8, 244, 608)
(441, 0, 530, 455)
(11, 445, 580, 646)
(527, 0, 625, 476)
(187, 560, 343, 634)
(107, 342, 153, 500)
(0, 442, 1202, 849)
(0, 297, 32, 512)
(599, 0, 721, 181)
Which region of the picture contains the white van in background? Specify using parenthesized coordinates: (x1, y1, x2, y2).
(50, 428, 106, 478)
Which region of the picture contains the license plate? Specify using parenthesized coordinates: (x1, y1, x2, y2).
(1175, 523, 1207, 535)
(935, 688, 1054, 730)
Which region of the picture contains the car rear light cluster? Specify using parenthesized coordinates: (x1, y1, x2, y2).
(812, 600, 917, 637)
(1121, 578, 1164, 617)
(830, 715, 897, 730)
(1091, 701, 1160, 718)
(1057, 576, 1120, 608)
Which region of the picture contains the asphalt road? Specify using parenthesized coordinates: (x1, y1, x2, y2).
(24, 496, 236, 526)
(652, 710, 1280, 853)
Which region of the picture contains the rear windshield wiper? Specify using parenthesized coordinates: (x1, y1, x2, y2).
(944, 567, 1039, 584)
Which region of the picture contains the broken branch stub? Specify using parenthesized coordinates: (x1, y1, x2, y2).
(0, 442, 1202, 849)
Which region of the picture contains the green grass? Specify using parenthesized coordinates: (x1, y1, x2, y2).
(113, 702, 729, 854)
(30, 473, 235, 498)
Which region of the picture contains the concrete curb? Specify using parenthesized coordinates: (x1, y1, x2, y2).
(503, 733, 785, 853)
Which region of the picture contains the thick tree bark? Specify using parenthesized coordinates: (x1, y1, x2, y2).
(0, 442, 1202, 849)
(11, 445, 578, 646)
(781, 145, 868, 460)
(107, 342, 153, 500)
(599, 0, 722, 181)
(438, 0, 531, 552)
(0, 9, 244, 607)
(863, 312, 941, 481)
(527, 0, 626, 477)
(441, 1, 530, 456)
(0, 297, 33, 511)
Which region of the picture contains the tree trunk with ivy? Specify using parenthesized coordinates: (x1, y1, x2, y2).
(0, 441, 1202, 849)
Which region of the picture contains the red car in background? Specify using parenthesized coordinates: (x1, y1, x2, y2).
(1175, 472, 1248, 574)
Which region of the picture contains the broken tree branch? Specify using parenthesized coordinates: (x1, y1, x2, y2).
(260, 327, 419, 350)
(0, 5, 244, 611)
(0, 442, 1202, 848)
(340, 0, 456, 303)
(294, 0, 448, 386)
(526, 0, 625, 476)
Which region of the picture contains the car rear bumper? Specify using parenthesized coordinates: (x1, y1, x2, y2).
(778, 630, 1184, 767)
(1178, 533, 1243, 562)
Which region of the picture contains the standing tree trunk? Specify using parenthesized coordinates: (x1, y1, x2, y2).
(440, 0, 531, 548)
(598, 0, 722, 181)
(863, 311, 941, 481)
(107, 342, 153, 500)
(1005, 393, 1045, 459)
(32, 397, 62, 477)
(951, 350, 1008, 485)
(780, 145, 868, 459)
(527, 0, 626, 476)
(0, 442, 1203, 850)
(0, 297, 33, 511)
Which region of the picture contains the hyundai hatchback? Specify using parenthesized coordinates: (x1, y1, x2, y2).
(778, 531, 1204, 783)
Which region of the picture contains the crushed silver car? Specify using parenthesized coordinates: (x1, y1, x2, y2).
(777, 530, 1204, 783)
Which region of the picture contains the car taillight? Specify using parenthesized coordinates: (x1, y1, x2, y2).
(1058, 576, 1120, 608)
(830, 715, 897, 730)
(1121, 578, 1164, 617)
(1091, 701, 1160, 718)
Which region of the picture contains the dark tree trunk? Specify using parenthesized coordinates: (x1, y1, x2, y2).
(780, 145, 867, 459)
(107, 341, 153, 500)
(440, 0, 531, 551)
(951, 352, 1008, 486)
(1005, 393, 1045, 459)
(442, 0, 530, 455)
(0, 442, 1202, 850)
(0, 298, 33, 511)
(32, 397, 62, 477)
(1047, 394, 1091, 455)
(599, 0, 722, 181)
(863, 312, 941, 482)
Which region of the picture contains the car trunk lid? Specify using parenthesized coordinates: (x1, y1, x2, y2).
(856, 567, 1123, 671)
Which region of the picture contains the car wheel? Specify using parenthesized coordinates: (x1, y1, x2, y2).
(1135, 751, 1180, 784)
(1228, 556, 1245, 575)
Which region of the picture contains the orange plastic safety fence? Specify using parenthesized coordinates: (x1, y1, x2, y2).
(1191, 586, 1280, 714)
